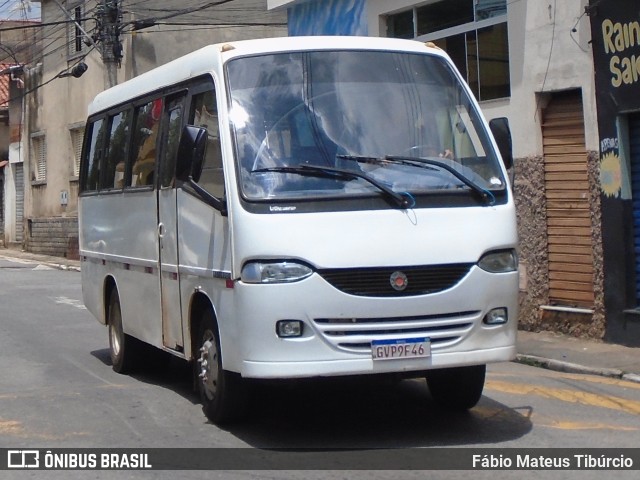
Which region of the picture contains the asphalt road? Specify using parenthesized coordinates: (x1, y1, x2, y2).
(1, 254, 639, 479)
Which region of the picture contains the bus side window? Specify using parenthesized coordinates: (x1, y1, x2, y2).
(190, 90, 224, 198)
(160, 96, 185, 189)
(82, 117, 106, 192)
(130, 99, 163, 187)
(101, 110, 131, 190)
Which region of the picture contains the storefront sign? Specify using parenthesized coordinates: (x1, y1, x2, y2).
(602, 19, 640, 87)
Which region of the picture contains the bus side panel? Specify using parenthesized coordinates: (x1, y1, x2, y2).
(80, 257, 105, 325)
(176, 190, 234, 362)
(80, 192, 163, 347)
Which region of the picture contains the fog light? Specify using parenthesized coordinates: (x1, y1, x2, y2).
(483, 308, 508, 325)
(276, 320, 303, 338)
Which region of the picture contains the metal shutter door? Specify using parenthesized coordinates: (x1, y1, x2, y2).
(14, 163, 23, 243)
(0, 173, 4, 239)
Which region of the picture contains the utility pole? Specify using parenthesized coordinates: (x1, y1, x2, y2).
(96, 0, 123, 88)
(51, 0, 123, 88)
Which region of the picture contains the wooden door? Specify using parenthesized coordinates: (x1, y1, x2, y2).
(542, 91, 594, 307)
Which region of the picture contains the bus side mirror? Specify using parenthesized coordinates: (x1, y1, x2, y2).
(489, 117, 513, 170)
(177, 125, 208, 183)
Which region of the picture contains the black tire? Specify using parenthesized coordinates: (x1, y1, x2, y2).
(426, 364, 486, 411)
(108, 288, 140, 374)
(195, 310, 247, 425)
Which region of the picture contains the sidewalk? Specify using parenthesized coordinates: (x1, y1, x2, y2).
(0, 247, 81, 272)
(516, 330, 640, 383)
(2, 247, 640, 383)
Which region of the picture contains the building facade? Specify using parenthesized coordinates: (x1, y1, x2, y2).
(20, 0, 285, 258)
(268, 0, 628, 343)
(0, 10, 41, 248)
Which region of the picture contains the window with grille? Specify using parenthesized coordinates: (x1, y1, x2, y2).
(70, 127, 85, 177)
(386, 0, 510, 101)
(32, 134, 47, 182)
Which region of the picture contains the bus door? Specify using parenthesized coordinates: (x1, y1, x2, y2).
(157, 93, 187, 351)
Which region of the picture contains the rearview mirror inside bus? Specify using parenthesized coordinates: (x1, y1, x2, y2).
(489, 117, 513, 170)
(177, 125, 208, 183)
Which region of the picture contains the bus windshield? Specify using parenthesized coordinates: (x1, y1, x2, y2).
(227, 50, 506, 203)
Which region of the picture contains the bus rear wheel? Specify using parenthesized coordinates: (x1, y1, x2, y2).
(426, 364, 486, 411)
(108, 288, 140, 374)
(195, 310, 247, 425)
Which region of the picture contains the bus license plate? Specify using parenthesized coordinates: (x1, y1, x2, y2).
(371, 338, 431, 361)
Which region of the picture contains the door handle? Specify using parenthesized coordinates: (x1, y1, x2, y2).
(158, 222, 165, 239)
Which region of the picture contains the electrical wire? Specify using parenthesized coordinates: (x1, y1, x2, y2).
(2, 0, 286, 99)
(5, 44, 98, 105)
(534, 0, 557, 122)
(0, 1, 100, 66)
(569, 5, 589, 53)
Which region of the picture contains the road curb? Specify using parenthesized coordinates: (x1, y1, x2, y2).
(514, 354, 640, 383)
(0, 253, 81, 272)
(622, 373, 640, 383)
(48, 263, 81, 272)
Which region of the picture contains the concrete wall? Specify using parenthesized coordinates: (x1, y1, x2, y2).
(123, 1, 286, 78)
(26, 217, 79, 259)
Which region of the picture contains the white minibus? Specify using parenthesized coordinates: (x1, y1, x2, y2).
(79, 36, 518, 424)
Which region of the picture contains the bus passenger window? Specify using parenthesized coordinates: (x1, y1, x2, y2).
(83, 118, 106, 192)
(102, 110, 131, 189)
(130, 99, 163, 187)
(160, 98, 184, 189)
(191, 91, 224, 198)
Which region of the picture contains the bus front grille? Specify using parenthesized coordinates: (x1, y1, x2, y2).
(317, 263, 474, 297)
(312, 311, 479, 354)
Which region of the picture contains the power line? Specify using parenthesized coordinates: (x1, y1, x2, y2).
(5, 45, 98, 105)
(534, 0, 557, 122)
(0, 17, 93, 33)
(4, 0, 286, 98)
(141, 21, 286, 27)
(124, 0, 239, 30)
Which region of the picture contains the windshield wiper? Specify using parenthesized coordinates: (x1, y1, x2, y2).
(337, 154, 496, 206)
(252, 164, 413, 208)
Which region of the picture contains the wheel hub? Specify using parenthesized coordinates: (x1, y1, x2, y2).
(109, 324, 121, 356)
(198, 336, 218, 400)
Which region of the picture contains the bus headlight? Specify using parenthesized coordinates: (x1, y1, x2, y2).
(478, 249, 517, 273)
(241, 261, 313, 284)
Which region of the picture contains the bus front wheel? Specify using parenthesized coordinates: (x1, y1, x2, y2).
(195, 311, 247, 424)
(108, 289, 140, 374)
(426, 364, 486, 411)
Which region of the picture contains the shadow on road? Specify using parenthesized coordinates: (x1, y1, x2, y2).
(232, 377, 532, 448)
(91, 348, 532, 448)
(91, 348, 200, 404)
